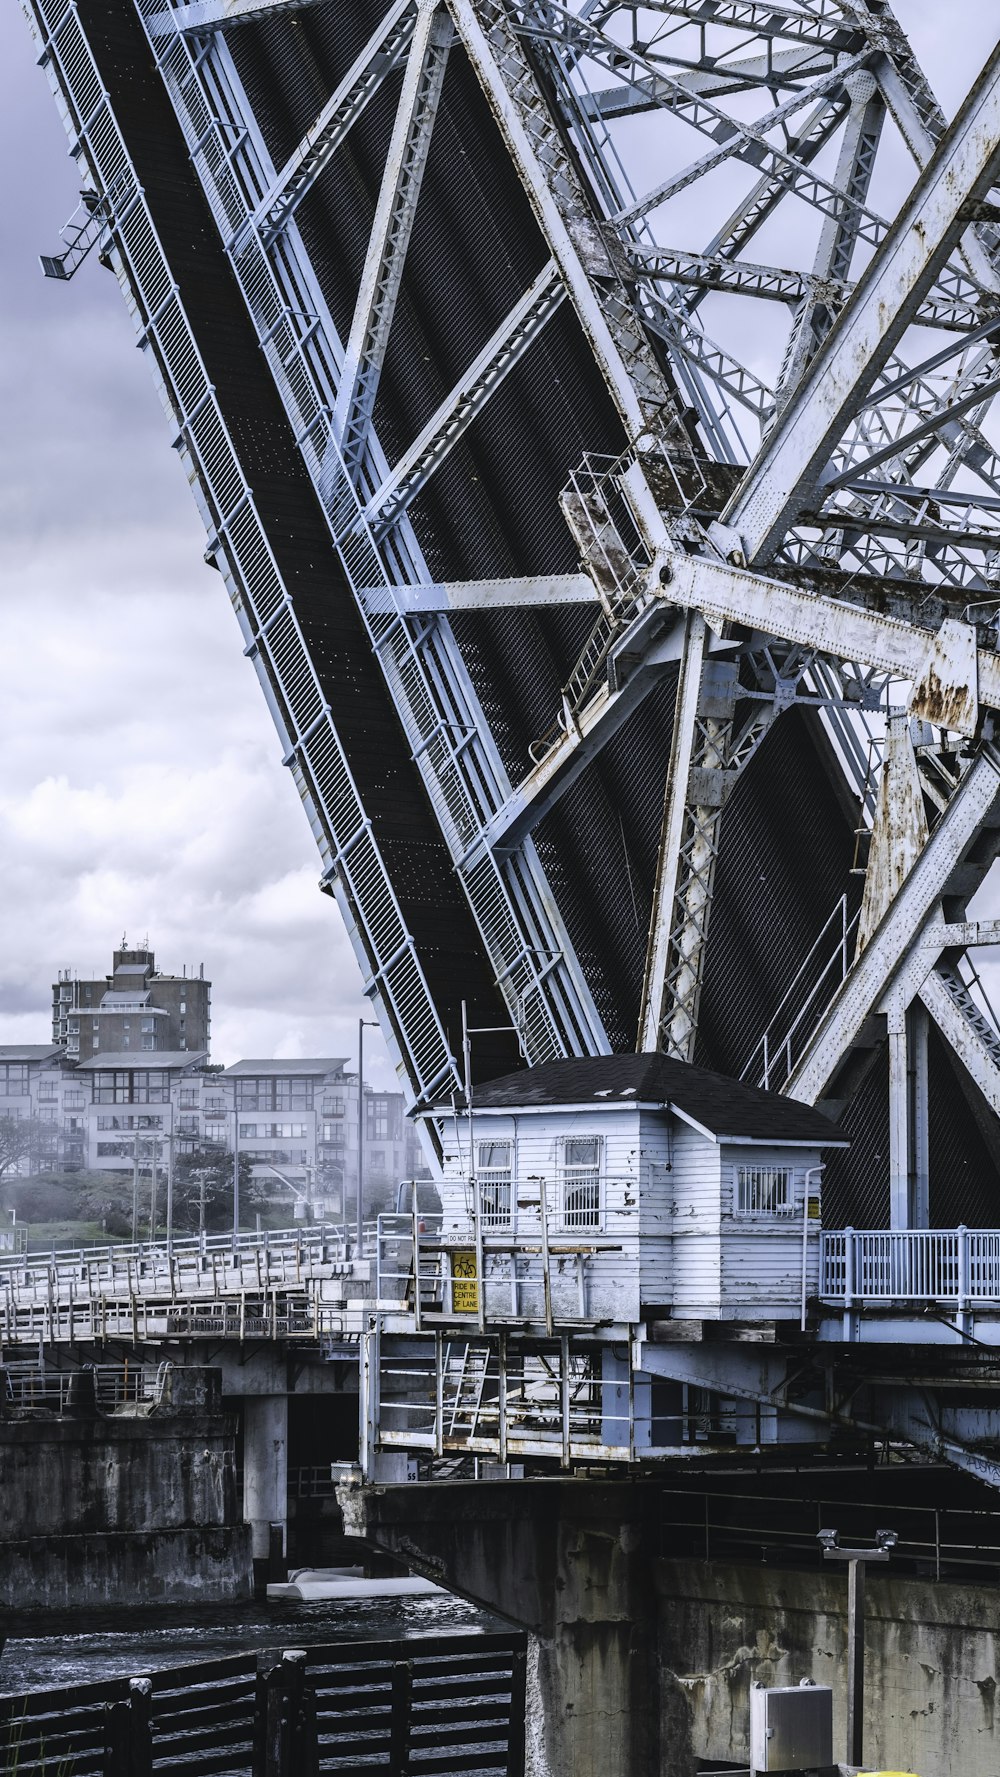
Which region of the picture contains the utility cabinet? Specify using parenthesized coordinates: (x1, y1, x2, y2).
(750, 1680, 833, 1773)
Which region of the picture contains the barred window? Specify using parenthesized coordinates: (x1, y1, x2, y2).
(736, 1165, 793, 1216)
(477, 1140, 512, 1228)
(562, 1138, 601, 1230)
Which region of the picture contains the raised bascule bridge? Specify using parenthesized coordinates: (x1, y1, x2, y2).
(16, 0, 1000, 1766)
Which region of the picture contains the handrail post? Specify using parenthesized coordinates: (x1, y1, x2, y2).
(958, 1224, 970, 1312)
(844, 1228, 855, 1309)
(257, 1649, 316, 1777)
(412, 1204, 422, 1333)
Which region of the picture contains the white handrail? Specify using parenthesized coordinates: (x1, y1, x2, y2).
(820, 1228, 1000, 1304)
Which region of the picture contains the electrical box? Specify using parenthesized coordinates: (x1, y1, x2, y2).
(750, 1681, 833, 1773)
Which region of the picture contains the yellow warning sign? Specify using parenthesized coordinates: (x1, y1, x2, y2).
(451, 1250, 479, 1314)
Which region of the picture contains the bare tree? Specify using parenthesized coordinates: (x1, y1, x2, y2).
(0, 1116, 56, 1183)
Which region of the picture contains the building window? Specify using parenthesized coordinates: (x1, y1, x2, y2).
(366, 1095, 401, 1142)
(178, 1091, 198, 1109)
(92, 1070, 169, 1105)
(477, 1140, 512, 1228)
(0, 1065, 29, 1096)
(236, 1078, 313, 1112)
(141, 1019, 155, 1033)
(736, 1166, 793, 1217)
(64, 1092, 86, 1109)
(561, 1138, 601, 1230)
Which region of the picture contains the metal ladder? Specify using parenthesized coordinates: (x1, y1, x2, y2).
(444, 1341, 492, 1441)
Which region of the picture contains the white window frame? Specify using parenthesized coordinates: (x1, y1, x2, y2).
(561, 1136, 602, 1231)
(476, 1138, 513, 1229)
(735, 1164, 795, 1217)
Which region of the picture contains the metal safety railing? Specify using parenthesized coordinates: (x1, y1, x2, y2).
(1, 1361, 171, 1414)
(0, 1286, 321, 1348)
(375, 1179, 630, 1331)
(820, 1227, 1000, 1306)
(659, 1479, 1000, 1584)
(741, 893, 859, 1091)
(373, 1334, 810, 1468)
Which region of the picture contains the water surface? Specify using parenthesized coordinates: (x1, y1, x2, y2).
(0, 1590, 504, 1695)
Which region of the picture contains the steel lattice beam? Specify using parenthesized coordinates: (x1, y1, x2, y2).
(724, 40, 1000, 563)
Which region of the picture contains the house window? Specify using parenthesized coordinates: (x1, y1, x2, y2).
(477, 1140, 512, 1228)
(562, 1138, 601, 1230)
(736, 1165, 793, 1217)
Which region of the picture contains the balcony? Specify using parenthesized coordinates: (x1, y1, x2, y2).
(821, 1228, 1000, 1308)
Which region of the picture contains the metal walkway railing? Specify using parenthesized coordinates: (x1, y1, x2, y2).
(820, 1227, 1000, 1306)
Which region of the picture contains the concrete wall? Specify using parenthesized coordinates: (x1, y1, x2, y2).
(0, 1527, 252, 1611)
(658, 1557, 1000, 1776)
(0, 1369, 252, 1609)
(0, 1416, 234, 1537)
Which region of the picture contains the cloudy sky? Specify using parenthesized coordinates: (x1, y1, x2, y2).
(0, 2, 996, 1082)
(0, 0, 396, 1080)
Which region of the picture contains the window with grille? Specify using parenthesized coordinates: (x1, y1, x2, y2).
(736, 1165, 793, 1216)
(562, 1137, 601, 1229)
(477, 1140, 512, 1228)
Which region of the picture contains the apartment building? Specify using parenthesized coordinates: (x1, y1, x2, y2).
(52, 944, 210, 1061)
(2, 1043, 419, 1219)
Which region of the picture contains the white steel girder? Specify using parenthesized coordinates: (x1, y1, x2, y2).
(238, 0, 419, 251)
(331, 0, 453, 479)
(784, 746, 1000, 1109)
(363, 261, 568, 535)
(147, 0, 326, 32)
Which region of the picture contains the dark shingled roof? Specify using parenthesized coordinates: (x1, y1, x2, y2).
(459, 1054, 848, 1146)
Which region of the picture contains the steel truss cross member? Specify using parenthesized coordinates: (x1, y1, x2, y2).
(363, 261, 567, 535)
(723, 38, 1000, 562)
(786, 747, 1000, 1110)
(239, 0, 418, 251)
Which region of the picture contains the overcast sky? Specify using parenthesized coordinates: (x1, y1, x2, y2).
(0, 2, 996, 1083)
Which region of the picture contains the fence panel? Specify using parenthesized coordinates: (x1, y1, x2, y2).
(0, 1633, 526, 1777)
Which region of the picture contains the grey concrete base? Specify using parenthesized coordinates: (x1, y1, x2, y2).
(339, 1479, 667, 1777)
(659, 1558, 1000, 1777)
(0, 1526, 253, 1610)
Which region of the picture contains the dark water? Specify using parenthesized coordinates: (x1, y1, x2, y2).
(0, 1591, 504, 1696)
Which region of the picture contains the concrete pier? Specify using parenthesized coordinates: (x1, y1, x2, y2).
(339, 1478, 665, 1777)
(0, 1367, 251, 1611)
(243, 1393, 289, 1590)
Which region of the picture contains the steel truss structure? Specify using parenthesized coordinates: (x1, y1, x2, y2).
(20, 0, 1000, 1217)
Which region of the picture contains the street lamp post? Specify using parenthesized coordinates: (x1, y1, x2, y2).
(818, 1526, 897, 1767)
(356, 1018, 378, 1259)
(233, 1094, 241, 1251)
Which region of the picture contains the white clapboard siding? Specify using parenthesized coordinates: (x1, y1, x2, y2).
(433, 1107, 827, 1324)
(716, 1144, 823, 1317)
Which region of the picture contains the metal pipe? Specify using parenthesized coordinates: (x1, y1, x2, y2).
(232, 1099, 240, 1251)
(801, 1164, 825, 1332)
(357, 1017, 378, 1259)
(846, 1556, 864, 1766)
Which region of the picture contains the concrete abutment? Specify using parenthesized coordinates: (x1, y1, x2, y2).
(339, 1478, 671, 1777)
(340, 1477, 1000, 1775)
